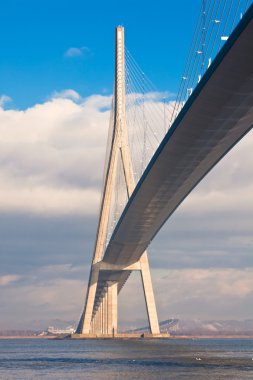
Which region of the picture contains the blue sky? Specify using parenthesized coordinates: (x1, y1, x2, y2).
(0, 0, 253, 330)
(0, 0, 199, 109)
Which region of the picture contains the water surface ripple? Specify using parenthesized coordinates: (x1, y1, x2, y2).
(0, 338, 253, 379)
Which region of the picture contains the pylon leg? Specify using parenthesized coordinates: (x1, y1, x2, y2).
(140, 252, 160, 334)
(102, 295, 106, 334)
(105, 290, 108, 334)
(107, 281, 118, 335)
(80, 265, 100, 334)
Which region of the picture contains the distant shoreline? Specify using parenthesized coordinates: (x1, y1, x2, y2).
(1, 335, 253, 340)
(0, 335, 57, 339)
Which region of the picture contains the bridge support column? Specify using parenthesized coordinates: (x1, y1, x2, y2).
(100, 303, 103, 334)
(97, 307, 100, 334)
(102, 294, 106, 334)
(95, 311, 98, 333)
(79, 264, 100, 334)
(100, 302, 103, 334)
(94, 313, 96, 333)
(98, 305, 101, 334)
(107, 281, 118, 335)
(139, 252, 160, 334)
(100, 301, 103, 334)
(76, 27, 161, 338)
(101, 297, 104, 334)
(105, 290, 108, 334)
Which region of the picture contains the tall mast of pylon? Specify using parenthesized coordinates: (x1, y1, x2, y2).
(76, 26, 128, 334)
(91, 26, 128, 264)
(115, 26, 126, 141)
(114, 27, 135, 196)
(76, 26, 160, 337)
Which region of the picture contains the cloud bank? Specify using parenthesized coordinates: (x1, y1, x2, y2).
(0, 91, 111, 216)
(0, 90, 252, 329)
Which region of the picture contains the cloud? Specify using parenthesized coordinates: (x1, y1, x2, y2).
(179, 132, 253, 215)
(119, 268, 253, 323)
(64, 46, 90, 58)
(0, 182, 99, 216)
(0, 90, 252, 329)
(0, 91, 111, 216)
(155, 268, 253, 318)
(0, 95, 12, 108)
(0, 275, 21, 286)
(0, 279, 86, 329)
(0, 213, 96, 276)
(53, 89, 81, 101)
(0, 263, 87, 329)
(2, 264, 253, 328)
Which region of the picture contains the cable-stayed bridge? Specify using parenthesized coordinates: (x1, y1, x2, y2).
(75, 1, 253, 337)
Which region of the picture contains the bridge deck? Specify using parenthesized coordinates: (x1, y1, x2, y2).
(94, 5, 253, 310)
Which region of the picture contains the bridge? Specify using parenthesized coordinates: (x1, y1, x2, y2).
(75, 1, 253, 337)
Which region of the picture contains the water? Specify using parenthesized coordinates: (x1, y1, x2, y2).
(0, 338, 253, 379)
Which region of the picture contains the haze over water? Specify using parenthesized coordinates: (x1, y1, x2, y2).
(0, 338, 253, 379)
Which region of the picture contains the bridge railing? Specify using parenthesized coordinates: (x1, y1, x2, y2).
(170, 0, 252, 124)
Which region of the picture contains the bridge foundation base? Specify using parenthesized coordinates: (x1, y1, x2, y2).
(70, 333, 170, 339)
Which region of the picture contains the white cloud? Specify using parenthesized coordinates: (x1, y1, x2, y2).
(180, 129, 253, 215)
(0, 180, 99, 215)
(0, 90, 252, 328)
(0, 264, 87, 328)
(155, 268, 253, 317)
(64, 46, 90, 58)
(0, 91, 111, 216)
(53, 89, 81, 101)
(0, 91, 252, 221)
(0, 95, 12, 108)
(0, 275, 21, 286)
(119, 268, 253, 322)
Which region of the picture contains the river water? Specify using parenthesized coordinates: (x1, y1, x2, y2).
(0, 338, 253, 379)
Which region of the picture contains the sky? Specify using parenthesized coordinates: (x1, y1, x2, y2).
(0, 0, 196, 109)
(0, 0, 253, 330)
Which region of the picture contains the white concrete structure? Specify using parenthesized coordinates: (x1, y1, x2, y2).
(77, 6, 253, 337)
(76, 27, 160, 336)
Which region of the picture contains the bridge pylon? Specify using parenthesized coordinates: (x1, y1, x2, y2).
(76, 26, 160, 337)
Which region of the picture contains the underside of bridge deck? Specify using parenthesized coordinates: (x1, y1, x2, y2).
(77, 5, 253, 335)
(94, 4, 253, 311)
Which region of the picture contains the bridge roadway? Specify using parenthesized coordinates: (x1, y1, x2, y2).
(92, 5, 253, 313)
